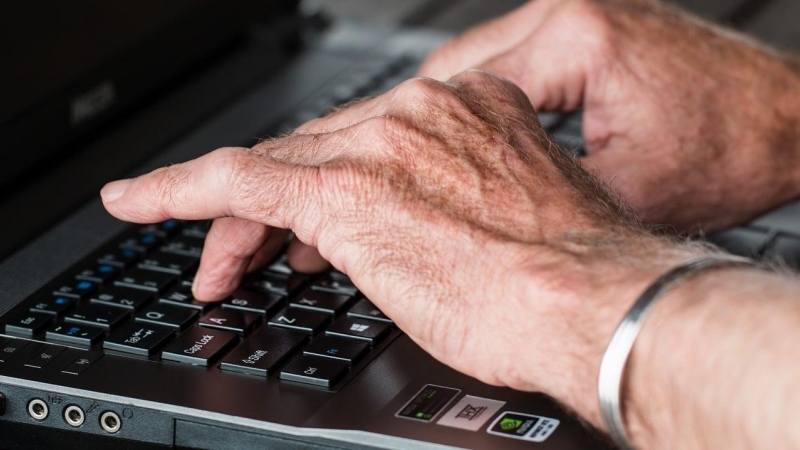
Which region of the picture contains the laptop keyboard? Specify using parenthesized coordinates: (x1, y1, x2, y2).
(2, 219, 397, 389)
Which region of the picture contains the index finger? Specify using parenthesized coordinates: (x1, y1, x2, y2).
(101, 146, 322, 240)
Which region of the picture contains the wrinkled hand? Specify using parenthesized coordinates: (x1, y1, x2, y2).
(419, 0, 800, 232)
(101, 71, 704, 428)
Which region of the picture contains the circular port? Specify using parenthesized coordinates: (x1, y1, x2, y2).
(63, 405, 85, 427)
(100, 411, 121, 433)
(27, 399, 49, 421)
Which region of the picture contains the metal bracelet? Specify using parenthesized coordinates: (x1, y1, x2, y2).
(597, 255, 754, 450)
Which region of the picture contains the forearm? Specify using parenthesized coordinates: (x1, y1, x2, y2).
(626, 267, 800, 449)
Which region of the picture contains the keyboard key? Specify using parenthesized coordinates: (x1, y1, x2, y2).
(0, 339, 28, 362)
(246, 273, 290, 295)
(53, 279, 96, 299)
(265, 255, 292, 275)
(161, 235, 204, 257)
(325, 318, 389, 345)
(161, 327, 237, 366)
(219, 327, 307, 377)
(181, 221, 210, 239)
(279, 356, 348, 388)
(289, 288, 352, 315)
(310, 275, 357, 296)
(304, 336, 368, 365)
(198, 309, 260, 336)
(24, 345, 66, 369)
(139, 220, 181, 238)
(138, 252, 198, 275)
(75, 264, 119, 283)
(91, 286, 154, 310)
(764, 234, 800, 268)
(708, 227, 769, 257)
(347, 298, 392, 324)
(104, 323, 174, 356)
(115, 268, 176, 293)
(268, 308, 329, 335)
(97, 247, 139, 268)
(119, 232, 161, 253)
(29, 296, 75, 316)
(159, 285, 211, 311)
(4, 312, 52, 337)
(135, 305, 198, 330)
(65, 304, 129, 330)
(61, 351, 103, 375)
(46, 323, 105, 346)
(222, 290, 283, 316)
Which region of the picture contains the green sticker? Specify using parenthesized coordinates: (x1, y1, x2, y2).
(500, 418, 522, 431)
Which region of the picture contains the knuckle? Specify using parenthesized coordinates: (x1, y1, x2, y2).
(564, 0, 615, 47)
(150, 165, 190, 213)
(391, 76, 453, 105)
(211, 147, 258, 192)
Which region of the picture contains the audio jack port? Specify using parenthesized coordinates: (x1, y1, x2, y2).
(27, 399, 49, 421)
(64, 405, 85, 427)
(100, 411, 122, 433)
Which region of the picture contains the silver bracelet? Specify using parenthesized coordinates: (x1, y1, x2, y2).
(597, 255, 754, 450)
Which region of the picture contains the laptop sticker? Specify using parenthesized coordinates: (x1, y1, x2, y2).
(487, 411, 560, 442)
(395, 384, 461, 422)
(436, 395, 505, 431)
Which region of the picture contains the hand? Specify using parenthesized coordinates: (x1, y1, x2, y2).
(101, 71, 707, 429)
(418, 0, 800, 232)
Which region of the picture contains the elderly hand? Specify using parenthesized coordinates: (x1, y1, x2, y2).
(101, 71, 710, 432)
(418, 0, 800, 232)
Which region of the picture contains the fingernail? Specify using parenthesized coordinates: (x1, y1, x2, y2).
(101, 179, 132, 202)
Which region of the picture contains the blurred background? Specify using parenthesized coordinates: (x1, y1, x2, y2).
(314, 0, 799, 52)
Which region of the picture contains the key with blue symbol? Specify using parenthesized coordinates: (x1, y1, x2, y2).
(97, 247, 139, 268)
(118, 232, 161, 253)
(28, 295, 75, 316)
(53, 279, 97, 300)
(46, 323, 105, 346)
(76, 263, 119, 283)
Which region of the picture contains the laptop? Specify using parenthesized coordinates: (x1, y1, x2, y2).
(1, 2, 798, 449)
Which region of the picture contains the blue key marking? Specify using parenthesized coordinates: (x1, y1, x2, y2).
(327, 348, 339, 355)
(77, 281, 93, 290)
(141, 235, 156, 245)
(162, 219, 178, 230)
(55, 297, 69, 305)
(67, 327, 80, 336)
(99, 265, 114, 273)
(122, 249, 136, 259)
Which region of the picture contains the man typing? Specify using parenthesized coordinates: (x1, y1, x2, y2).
(101, 1, 800, 448)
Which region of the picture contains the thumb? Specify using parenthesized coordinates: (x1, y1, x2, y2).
(417, 0, 565, 80)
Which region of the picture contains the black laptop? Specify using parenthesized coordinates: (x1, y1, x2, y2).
(1, 1, 799, 449)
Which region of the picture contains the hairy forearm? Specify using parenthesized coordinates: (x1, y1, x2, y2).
(626, 267, 800, 449)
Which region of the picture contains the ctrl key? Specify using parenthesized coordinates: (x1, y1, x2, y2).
(161, 327, 237, 366)
(279, 356, 348, 388)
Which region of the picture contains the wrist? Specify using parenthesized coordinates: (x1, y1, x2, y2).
(624, 265, 800, 450)
(512, 234, 714, 429)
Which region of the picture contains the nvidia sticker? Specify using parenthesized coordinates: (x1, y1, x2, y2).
(487, 412, 560, 442)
